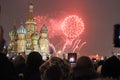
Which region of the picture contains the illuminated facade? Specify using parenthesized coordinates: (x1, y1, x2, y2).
(8, 3, 50, 59)
(39, 24, 50, 59)
(17, 23, 26, 53)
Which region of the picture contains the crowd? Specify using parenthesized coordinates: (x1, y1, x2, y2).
(1, 24, 120, 80)
(0, 47, 120, 80)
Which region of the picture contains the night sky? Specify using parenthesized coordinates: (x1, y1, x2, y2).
(0, 0, 120, 57)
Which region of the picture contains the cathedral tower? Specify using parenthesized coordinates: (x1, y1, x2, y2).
(8, 24, 18, 54)
(39, 24, 50, 60)
(17, 23, 26, 53)
(25, 2, 37, 55)
(25, 2, 36, 33)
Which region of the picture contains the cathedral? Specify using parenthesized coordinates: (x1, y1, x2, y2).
(8, 3, 50, 60)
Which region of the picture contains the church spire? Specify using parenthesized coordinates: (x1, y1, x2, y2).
(28, 2, 34, 20)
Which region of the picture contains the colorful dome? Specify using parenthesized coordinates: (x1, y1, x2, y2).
(17, 24, 27, 34)
(40, 24, 48, 33)
(32, 31, 39, 40)
(9, 25, 17, 36)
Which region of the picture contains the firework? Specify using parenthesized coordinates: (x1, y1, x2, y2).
(34, 14, 85, 55)
(61, 15, 85, 53)
(61, 15, 84, 39)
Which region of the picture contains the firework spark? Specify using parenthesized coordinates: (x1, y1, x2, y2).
(72, 39, 81, 53)
(34, 14, 85, 55)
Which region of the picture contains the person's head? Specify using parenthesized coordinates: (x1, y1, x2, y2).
(40, 56, 70, 80)
(26, 51, 43, 68)
(76, 56, 95, 70)
(72, 56, 98, 80)
(101, 55, 120, 79)
(43, 65, 63, 80)
(13, 55, 25, 67)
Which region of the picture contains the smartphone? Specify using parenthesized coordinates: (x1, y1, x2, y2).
(69, 57, 75, 63)
(68, 53, 77, 63)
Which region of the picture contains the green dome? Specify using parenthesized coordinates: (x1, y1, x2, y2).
(32, 31, 39, 40)
(9, 26, 18, 37)
(40, 24, 48, 33)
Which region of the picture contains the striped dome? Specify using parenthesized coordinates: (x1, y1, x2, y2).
(9, 26, 17, 36)
(17, 24, 27, 34)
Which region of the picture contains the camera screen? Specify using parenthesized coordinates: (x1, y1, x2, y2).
(68, 53, 77, 63)
(69, 57, 75, 63)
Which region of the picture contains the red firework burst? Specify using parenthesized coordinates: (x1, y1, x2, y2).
(61, 15, 84, 39)
(34, 16, 48, 33)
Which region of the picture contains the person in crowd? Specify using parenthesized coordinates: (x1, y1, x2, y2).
(96, 60, 104, 75)
(0, 53, 18, 80)
(40, 56, 71, 80)
(71, 56, 100, 80)
(101, 55, 120, 80)
(0, 22, 6, 54)
(43, 65, 64, 80)
(24, 51, 44, 80)
(13, 55, 26, 80)
(0, 5, 6, 54)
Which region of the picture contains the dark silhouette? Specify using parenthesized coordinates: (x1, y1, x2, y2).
(96, 60, 104, 75)
(0, 24, 6, 54)
(0, 53, 18, 80)
(43, 65, 64, 80)
(71, 56, 99, 80)
(24, 51, 43, 80)
(13, 55, 26, 80)
(40, 57, 71, 80)
(101, 55, 120, 79)
(0, 6, 6, 54)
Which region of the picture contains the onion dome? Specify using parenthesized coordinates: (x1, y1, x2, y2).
(32, 31, 39, 40)
(17, 24, 26, 34)
(40, 24, 48, 33)
(9, 25, 18, 37)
